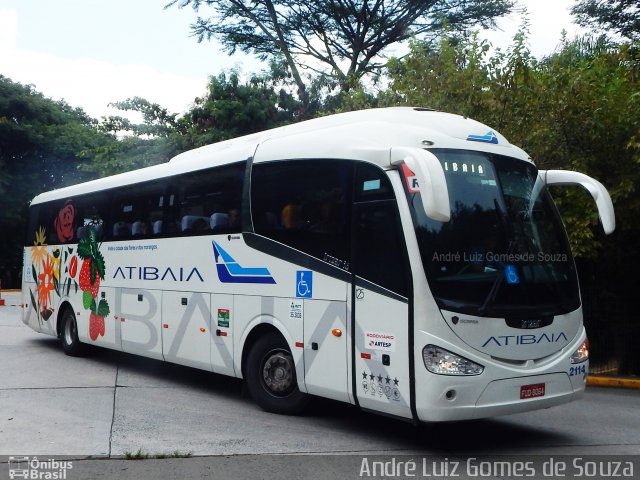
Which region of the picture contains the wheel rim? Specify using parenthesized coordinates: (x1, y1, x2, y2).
(64, 316, 75, 346)
(261, 349, 296, 397)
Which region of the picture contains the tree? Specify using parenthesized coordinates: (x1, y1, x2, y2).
(185, 71, 299, 145)
(86, 70, 299, 176)
(166, 0, 514, 109)
(571, 0, 640, 41)
(83, 97, 188, 177)
(0, 76, 113, 282)
(384, 31, 640, 257)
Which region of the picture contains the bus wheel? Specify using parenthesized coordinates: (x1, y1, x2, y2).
(60, 309, 83, 356)
(246, 333, 309, 414)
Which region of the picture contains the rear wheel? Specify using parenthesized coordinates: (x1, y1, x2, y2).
(245, 332, 309, 414)
(60, 309, 82, 356)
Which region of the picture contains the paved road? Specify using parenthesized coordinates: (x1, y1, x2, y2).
(1, 291, 638, 479)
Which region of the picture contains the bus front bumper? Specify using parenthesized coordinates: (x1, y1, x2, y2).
(415, 370, 586, 422)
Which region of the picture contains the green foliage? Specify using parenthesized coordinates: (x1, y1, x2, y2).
(81, 70, 300, 177)
(385, 31, 640, 257)
(185, 71, 299, 146)
(571, 0, 640, 42)
(167, 0, 515, 106)
(0, 76, 113, 269)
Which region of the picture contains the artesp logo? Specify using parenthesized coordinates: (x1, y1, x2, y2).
(365, 331, 396, 352)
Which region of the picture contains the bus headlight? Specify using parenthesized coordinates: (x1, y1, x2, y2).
(422, 345, 484, 376)
(570, 338, 589, 364)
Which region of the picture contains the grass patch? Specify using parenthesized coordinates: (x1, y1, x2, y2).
(123, 448, 193, 460)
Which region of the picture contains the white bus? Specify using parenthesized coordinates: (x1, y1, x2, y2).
(22, 107, 615, 422)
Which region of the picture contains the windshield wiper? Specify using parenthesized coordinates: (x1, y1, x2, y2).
(477, 234, 518, 315)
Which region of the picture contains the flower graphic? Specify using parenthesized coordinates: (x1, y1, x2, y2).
(31, 226, 48, 266)
(51, 249, 62, 282)
(37, 256, 55, 312)
(69, 255, 78, 278)
(54, 200, 76, 243)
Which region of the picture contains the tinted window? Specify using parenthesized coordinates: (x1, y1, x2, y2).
(170, 162, 245, 236)
(354, 201, 409, 297)
(251, 160, 352, 265)
(111, 183, 166, 240)
(75, 193, 109, 242)
(30, 199, 80, 245)
(354, 162, 395, 202)
(352, 164, 408, 295)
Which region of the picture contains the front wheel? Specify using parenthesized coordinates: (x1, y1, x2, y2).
(245, 333, 309, 414)
(60, 309, 83, 356)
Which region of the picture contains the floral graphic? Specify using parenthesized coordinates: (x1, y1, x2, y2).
(77, 226, 110, 341)
(36, 256, 55, 319)
(31, 226, 47, 266)
(54, 200, 76, 243)
(28, 199, 106, 333)
(69, 255, 78, 278)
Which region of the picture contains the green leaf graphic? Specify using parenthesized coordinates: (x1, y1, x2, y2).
(97, 299, 110, 317)
(32, 265, 38, 286)
(82, 290, 93, 309)
(90, 298, 97, 314)
(77, 240, 91, 259)
(29, 289, 37, 311)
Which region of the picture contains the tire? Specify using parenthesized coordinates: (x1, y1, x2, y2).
(245, 332, 309, 414)
(60, 309, 83, 356)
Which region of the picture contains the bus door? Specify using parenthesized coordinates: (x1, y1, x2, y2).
(162, 291, 212, 371)
(118, 288, 164, 360)
(351, 166, 413, 419)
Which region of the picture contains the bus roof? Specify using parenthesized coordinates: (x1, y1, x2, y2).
(31, 107, 531, 205)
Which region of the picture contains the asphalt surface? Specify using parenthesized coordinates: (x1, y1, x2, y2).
(1, 291, 639, 479)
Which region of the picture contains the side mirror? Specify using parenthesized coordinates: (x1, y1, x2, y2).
(392, 147, 450, 222)
(541, 169, 616, 234)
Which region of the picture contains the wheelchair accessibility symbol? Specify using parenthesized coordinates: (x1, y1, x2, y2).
(296, 271, 313, 298)
(504, 264, 520, 285)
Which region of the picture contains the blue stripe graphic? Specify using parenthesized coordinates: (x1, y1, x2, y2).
(466, 131, 499, 144)
(213, 241, 276, 284)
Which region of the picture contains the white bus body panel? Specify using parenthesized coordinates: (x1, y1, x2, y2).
(303, 299, 350, 403)
(118, 288, 163, 360)
(210, 293, 235, 376)
(162, 291, 212, 371)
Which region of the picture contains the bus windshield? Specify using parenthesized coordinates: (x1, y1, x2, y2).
(404, 149, 580, 317)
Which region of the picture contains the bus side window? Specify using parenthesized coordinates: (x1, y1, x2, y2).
(173, 162, 245, 236)
(354, 202, 409, 298)
(75, 193, 108, 242)
(251, 159, 352, 265)
(353, 163, 408, 297)
(111, 182, 166, 241)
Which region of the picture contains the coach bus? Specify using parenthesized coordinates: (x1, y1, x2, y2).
(22, 107, 615, 422)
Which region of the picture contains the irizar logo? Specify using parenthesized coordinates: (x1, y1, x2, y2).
(466, 131, 499, 144)
(212, 241, 276, 284)
(482, 331, 569, 347)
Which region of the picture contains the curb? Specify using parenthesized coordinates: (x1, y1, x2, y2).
(587, 376, 640, 390)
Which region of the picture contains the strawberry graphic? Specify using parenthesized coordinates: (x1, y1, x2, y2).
(89, 312, 100, 341)
(79, 259, 101, 298)
(78, 227, 109, 341)
(89, 310, 106, 340)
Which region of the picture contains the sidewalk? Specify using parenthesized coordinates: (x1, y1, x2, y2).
(587, 376, 640, 390)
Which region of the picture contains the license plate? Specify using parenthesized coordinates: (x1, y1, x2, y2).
(520, 383, 545, 399)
